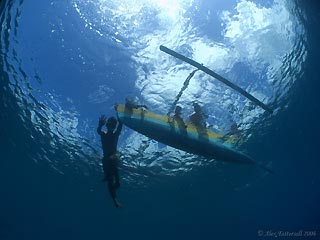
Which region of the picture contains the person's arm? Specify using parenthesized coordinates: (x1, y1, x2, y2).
(115, 119, 123, 137)
(97, 115, 106, 135)
(114, 104, 123, 136)
(188, 113, 195, 124)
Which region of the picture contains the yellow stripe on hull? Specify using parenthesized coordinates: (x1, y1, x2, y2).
(115, 104, 253, 164)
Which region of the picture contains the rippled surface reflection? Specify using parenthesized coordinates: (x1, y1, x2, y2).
(0, 0, 308, 185)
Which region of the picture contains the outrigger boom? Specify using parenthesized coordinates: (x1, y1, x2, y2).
(160, 45, 273, 114)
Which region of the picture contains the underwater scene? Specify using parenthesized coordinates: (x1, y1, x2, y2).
(0, 0, 319, 239)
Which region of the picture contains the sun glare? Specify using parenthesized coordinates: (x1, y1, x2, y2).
(155, 0, 183, 19)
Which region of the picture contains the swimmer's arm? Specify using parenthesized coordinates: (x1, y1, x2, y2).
(115, 120, 123, 136)
(97, 115, 106, 135)
(97, 125, 103, 135)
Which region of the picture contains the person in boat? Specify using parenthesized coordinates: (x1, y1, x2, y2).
(173, 105, 187, 129)
(125, 97, 148, 110)
(189, 102, 207, 129)
(97, 114, 123, 208)
(230, 122, 241, 137)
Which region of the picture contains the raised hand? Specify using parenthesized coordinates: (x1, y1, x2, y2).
(99, 115, 106, 126)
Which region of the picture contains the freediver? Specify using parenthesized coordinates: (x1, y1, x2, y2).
(97, 113, 123, 208)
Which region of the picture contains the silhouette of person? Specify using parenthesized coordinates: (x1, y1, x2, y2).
(189, 102, 207, 129)
(125, 97, 148, 110)
(189, 102, 209, 139)
(173, 105, 187, 130)
(97, 114, 123, 208)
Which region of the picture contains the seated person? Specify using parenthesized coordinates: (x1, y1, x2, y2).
(230, 122, 241, 137)
(125, 97, 148, 110)
(173, 105, 187, 129)
(189, 102, 207, 129)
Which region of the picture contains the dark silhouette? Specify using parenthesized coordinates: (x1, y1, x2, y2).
(230, 122, 241, 137)
(125, 97, 148, 111)
(97, 114, 123, 208)
(173, 105, 187, 130)
(189, 102, 207, 129)
(189, 102, 208, 139)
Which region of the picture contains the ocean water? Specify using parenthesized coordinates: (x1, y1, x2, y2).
(0, 0, 319, 239)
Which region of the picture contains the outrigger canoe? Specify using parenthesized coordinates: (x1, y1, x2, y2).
(116, 104, 255, 165)
(113, 46, 274, 172)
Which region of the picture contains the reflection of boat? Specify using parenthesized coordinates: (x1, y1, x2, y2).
(116, 104, 255, 165)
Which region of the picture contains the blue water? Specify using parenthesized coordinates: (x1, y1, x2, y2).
(1, 0, 319, 239)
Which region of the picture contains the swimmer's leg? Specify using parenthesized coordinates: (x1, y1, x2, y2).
(107, 177, 122, 208)
(114, 167, 120, 189)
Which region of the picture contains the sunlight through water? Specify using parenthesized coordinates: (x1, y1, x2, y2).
(0, 0, 307, 186)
